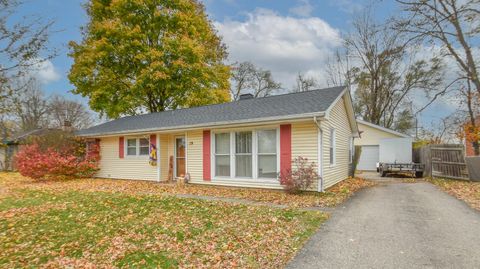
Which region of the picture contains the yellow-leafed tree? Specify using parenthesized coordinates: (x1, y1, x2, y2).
(69, 0, 230, 118)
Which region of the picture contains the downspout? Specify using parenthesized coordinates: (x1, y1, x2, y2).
(314, 116, 325, 192)
(157, 134, 161, 182)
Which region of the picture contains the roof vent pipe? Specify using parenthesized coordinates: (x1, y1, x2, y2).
(239, 93, 254, 100)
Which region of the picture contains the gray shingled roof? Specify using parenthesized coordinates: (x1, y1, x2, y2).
(6, 128, 63, 144)
(77, 86, 346, 136)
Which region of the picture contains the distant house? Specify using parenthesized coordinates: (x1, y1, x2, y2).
(77, 86, 360, 192)
(0, 142, 7, 171)
(354, 120, 411, 171)
(1, 128, 62, 171)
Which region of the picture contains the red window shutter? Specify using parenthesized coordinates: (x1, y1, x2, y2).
(203, 130, 211, 181)
(86, 139, 100, 158)
(119, 136, 124, 159)
(94, 138, 101, 155)
(150, 134, 156, 146)
(280, 124, 292, 178)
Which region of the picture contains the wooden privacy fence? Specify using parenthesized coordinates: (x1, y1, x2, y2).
(414, 144, 469, 180)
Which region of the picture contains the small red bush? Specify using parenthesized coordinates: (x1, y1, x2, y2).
(15, 138, 100, 180)
(279, 156, 318, 194)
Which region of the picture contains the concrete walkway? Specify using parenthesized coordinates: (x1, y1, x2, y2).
(356, 171, 417, 182)
(175, 193, 289, 209)
(173, 193, 332, 212)
(287, 182, 480, 269)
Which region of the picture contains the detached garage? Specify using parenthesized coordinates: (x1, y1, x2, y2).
(355, 120, 411, 171)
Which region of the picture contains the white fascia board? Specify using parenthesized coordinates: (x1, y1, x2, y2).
(357, 119, 411, 138)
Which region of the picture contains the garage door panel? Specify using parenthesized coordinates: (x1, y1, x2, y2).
(357, 146, 379, 171)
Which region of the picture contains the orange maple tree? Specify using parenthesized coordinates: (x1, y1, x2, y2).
(460, 121, 480, 156)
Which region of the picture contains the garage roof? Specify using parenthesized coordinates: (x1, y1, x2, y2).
(357, 119, 411, 138)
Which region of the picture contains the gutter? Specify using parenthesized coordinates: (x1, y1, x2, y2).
(314, 116, 325, 192)
(314, 116, 323, 130)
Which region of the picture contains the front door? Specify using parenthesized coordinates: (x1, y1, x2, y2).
(175, 137, 186, 178)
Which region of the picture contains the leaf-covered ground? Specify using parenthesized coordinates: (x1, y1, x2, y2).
(0, 173, 375, 209)
(0, 173, 330, 268)
(428, 178, 480, 211)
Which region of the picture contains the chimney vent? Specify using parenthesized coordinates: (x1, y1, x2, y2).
(63, 120, 73, 132)
(239, 93, 254, 100)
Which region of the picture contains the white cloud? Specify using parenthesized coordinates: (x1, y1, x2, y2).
(328, 0, 363, 14)
(215, 9, 341, 89)
(28, 59, 61, 84)
(289, 0, 314, 17)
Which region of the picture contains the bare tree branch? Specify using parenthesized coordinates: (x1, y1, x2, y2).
(230, 61, 281, 100)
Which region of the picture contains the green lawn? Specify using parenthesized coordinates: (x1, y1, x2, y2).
(0, 174, 326, 268)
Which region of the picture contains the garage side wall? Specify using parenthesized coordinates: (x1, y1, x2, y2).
(322, 97, 352, 189)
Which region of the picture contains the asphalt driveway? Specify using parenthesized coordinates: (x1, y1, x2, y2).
(287, 182, 480, 269)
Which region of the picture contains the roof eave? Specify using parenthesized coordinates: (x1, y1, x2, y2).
(356, 119, 411, 138)
(77, 112, 326, 138)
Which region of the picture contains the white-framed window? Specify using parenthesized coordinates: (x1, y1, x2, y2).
(235, 131, 252, 177)
(214, 133, 230, 177)
(212, 128, 278, 180)
(257, 129, 277, 178)
(329, 128, 336, 165)
(126, 138, 137, 156)
(139, 138, 149, 155)
(126, 137, 150, 156)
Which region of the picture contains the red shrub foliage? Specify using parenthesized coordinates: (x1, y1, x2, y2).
(15, 135, 100, 180)
(279, 156, 318, 194)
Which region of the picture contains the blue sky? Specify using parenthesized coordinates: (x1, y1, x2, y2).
(16, 0, 453, 128)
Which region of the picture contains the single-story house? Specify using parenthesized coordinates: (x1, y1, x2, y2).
(77, 86, 359, 192)
(0, 143, 6, 170)
(354, 119, 411, 171)
(1, 128, 65, 171)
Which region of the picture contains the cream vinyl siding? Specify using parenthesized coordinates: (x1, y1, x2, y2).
(186, 130, 203, 181)
(168, 134, 174, 163)
(97, 136, 156, 181)
(291, 121, 319, 191)
(355, 122, 405, 146)
(322, 96, 352, 189)
(159, 134, 169, 181)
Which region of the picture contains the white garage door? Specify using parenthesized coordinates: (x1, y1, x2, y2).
(357, 145, 379, 171)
